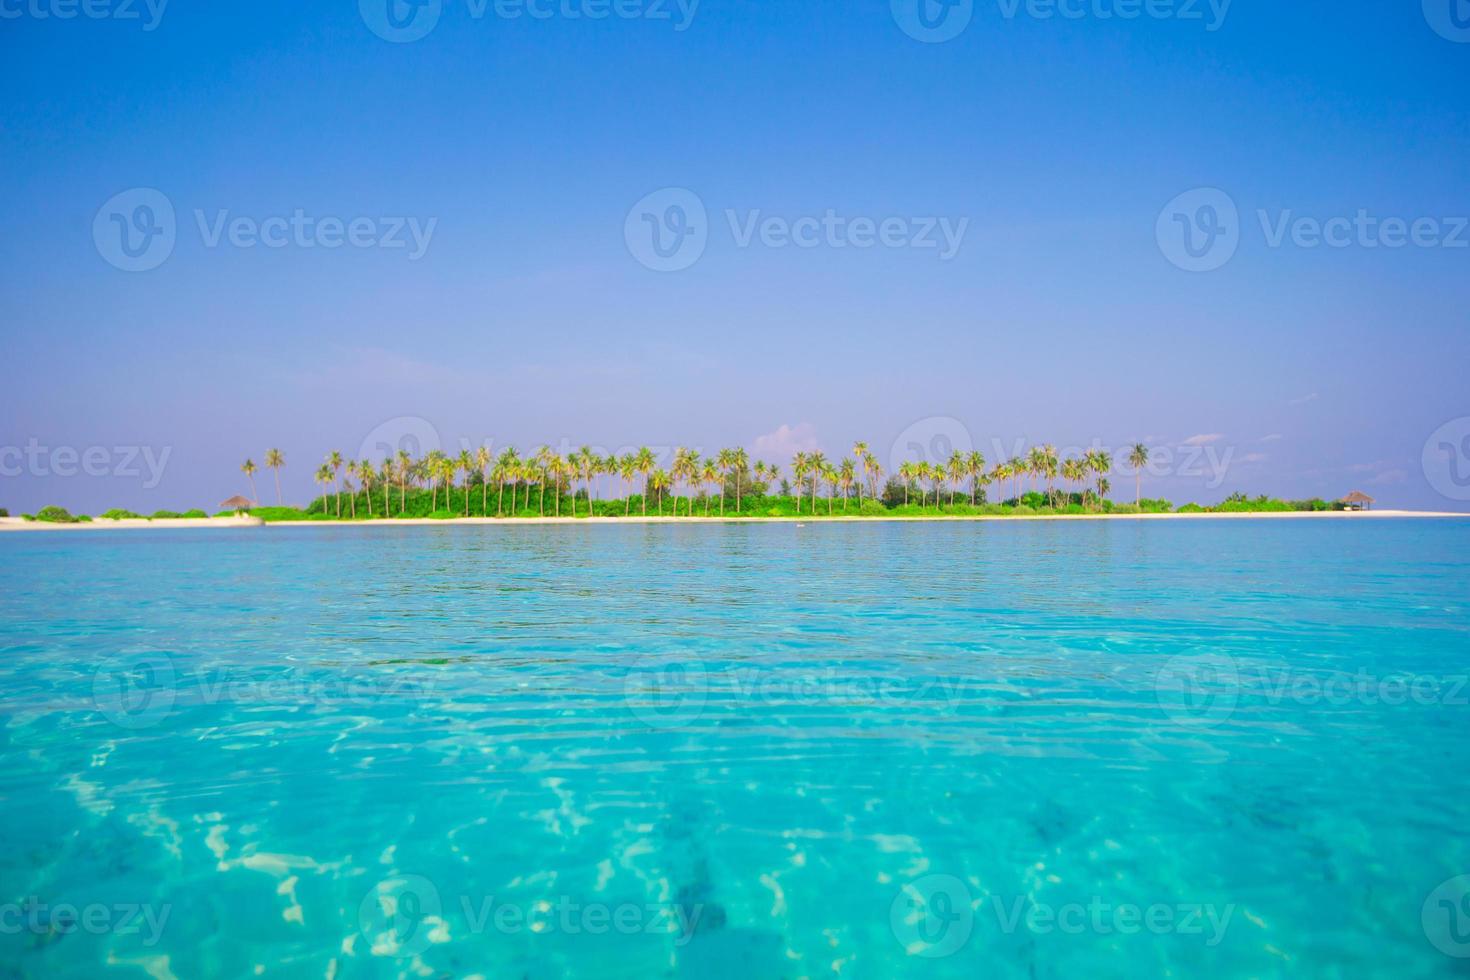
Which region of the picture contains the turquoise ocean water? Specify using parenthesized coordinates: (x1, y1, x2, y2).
(2, 519, 1468, 977)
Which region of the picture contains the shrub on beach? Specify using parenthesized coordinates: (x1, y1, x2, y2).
(35, 505, 80, 523)
(248, 506, 308, 522)
(181, 509, 208, 519)
(101, 509, 143, 520)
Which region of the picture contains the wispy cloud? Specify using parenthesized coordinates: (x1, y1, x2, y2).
(1288, 392, 1319, 407)
(752, 423, 819, 458)
(1239, 453, 1268, 464)
(1370, 468, 1408, 485)
(1259, 434, 1283, 443)
(1182, 433, 1224, 446)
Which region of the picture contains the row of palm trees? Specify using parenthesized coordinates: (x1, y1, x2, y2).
(239, 442, 1154, 517)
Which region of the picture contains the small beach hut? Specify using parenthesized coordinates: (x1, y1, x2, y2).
(1338, 491, 1374, 511)
(219, 495, 255, 515)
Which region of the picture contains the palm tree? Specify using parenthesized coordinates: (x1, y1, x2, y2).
(700, 458, 719, 515)
(241, 458, 259, 504)
(671, 448, 694, 517)
(731, 447, 749, 512)
(1038, 445, 1060, 508)
(928, 462, 945, 510)
(379, 458, 393, 516)
(476, 446, 491, 516)
(396, 450, 411, 514)
(635, 447, 655, 516)
(821, 464, 838, 515)
(715, 448, 735, 516)
(444, 457, 459, 512)
(791, 452, 810, 514)
(1026, 446, 1045, 499)
(456, 450, 474, 516)
(898, 461, 915, 506)
(865, 454, 883, 502)
(532, 447, 553, 515)
(1062, 456, 1085, 506)
(851, 442, 868, 506)
(577, 446, 596, 512)
(648, 467, 670, 514)
(964, 450, 986, 505)
(328, 450, 344, 517)
(946, 451, 965, 506)
(553, 453, 569, 517)
(618, 454, 637, 516)
(264, 449, 285, 505)
(314, 464, 332, 512)
(339, 469, 355, 518)
(1128, 443, 1149, 505)
(838, 457, 856, 510)
(1087, 450, 1113, 508)
(806, 451, 827, 514)
(358, 460, 375, 517)
(565, 449, 582, 518)
(494, 448, 517, 516)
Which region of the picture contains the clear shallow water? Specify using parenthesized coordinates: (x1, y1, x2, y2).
(1, 519, 1469, 978)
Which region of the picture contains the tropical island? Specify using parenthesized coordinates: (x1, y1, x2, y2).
(5, 442, 1442, 527)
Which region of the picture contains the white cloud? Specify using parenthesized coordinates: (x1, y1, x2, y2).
(1288, 392, 1319, 407)
(752, 423, 819, 459)
(1182, 433, 1224, 446)
(1239, 453, 1268, 464)
(1259, 434, 1283, 442)
(1369, 469, 1407, 485)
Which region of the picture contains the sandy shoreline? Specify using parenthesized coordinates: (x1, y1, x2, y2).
(0, 516, 264, 532)
(2, 510, 1465, 532)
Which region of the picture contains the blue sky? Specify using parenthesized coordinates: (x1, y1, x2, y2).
(2, 0, 1468, 511)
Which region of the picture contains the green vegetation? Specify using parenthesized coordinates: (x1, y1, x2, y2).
(204, 442, 1350, 523)
(100, 508, 143, 520)
(35, 505, 81, 523)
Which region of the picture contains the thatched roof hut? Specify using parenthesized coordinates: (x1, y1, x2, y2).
(219, 495, 255, 513)
(1339, 490, 1374, 511)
